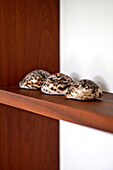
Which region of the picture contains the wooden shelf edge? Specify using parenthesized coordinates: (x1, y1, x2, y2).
(0, 87, 113, 133)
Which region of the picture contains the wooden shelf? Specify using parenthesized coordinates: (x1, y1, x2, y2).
(0, 0, 59, 169)
(0, 86, 113, 133)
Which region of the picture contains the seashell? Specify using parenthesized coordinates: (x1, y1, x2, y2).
(41, 73, 75, 95)
(66, 79, 103, 100)
(19, 69, 51, 90)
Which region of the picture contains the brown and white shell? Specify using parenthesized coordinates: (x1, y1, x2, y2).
(19, 69, 51, 90)
(41, 73, 75, 95)
(66, 79, 103, 100)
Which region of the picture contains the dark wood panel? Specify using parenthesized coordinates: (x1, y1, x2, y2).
(0, 103, 59, 170)
(0, 0, 59, 86)
(0, 87, 113, 133)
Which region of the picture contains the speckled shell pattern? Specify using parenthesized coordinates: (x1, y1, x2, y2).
(41, 73, 75, 95)
(19, 69, 103, 100)
(19, 69, 51, 90)
(66, 79, 103, 100)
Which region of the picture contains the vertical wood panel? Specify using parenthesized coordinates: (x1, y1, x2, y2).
(0, 104, 59, 170)
(0, 1, 59, 169)
(0, 0, 59, 86)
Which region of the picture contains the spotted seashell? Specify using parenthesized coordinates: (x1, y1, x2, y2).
(66, 79, 103, 100)
(19, 69, 51, 90)
(41, 73, 75, 95)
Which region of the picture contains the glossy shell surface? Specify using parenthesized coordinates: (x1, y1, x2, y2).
(41, 73, 75, 95)
(19, 69, 51, 89)
(66, 79, 103, 100)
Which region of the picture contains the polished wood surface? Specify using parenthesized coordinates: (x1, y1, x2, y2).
(0, 103, 59, 170)
(0, 0, 59, 169)
(0, 0, 59, 87)
(0, 87, 113, 133)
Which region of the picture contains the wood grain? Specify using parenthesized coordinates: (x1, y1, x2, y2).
(0, 0, 59, 169)
(0, 103, 59, 170)
(0, 87, 113, 133)
(0, 0, 59, 87)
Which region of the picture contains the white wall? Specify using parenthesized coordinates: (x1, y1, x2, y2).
(60, 0, 113, 93)
(60, 121, 113, 170)
(60, 0, 113, 170)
